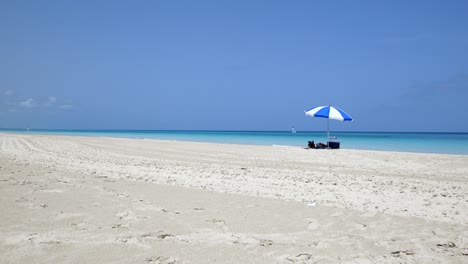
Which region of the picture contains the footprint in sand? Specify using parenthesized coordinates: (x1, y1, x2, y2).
(145, 256, 176, 263)
(39, 240, 61, 245)
(230, 234, 274, 247)
(355, 223, 368, 230)
(259, 239, 274, 247)
(309, 240, 331, 249)
(116, 212, 129, 220)
(391, 250, 415, 256)
(139, 232, 159, 239)
(18, 180, 32, 185)
(432, 241, 465, 255)
(157, 233, 174, 239)
(116, 193, 130, 198)
(115, 235, 139, 244)
(307, 221, 320, 230)
(285, 254, 338, 263)
(206, 219, 229, 232)
(139, 231, 174, 240)
(27, 233, 39, 243)
(71, 222, 96, 231)
(26, 233, 61, 245)
(111, 223, 131, 229)
(283, 253, 314, 263)
(116, 211, 137, 221)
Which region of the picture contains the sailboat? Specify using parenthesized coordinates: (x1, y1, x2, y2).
(291, 126, 296, 133)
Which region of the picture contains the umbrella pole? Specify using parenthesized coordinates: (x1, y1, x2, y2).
(327, 118, 329, 148)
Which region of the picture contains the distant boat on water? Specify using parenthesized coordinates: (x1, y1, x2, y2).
(291, 126, 296, 133)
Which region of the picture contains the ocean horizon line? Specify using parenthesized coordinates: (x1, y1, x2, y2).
(1, 128, 468, 135)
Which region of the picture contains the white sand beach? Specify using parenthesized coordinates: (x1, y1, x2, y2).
(0, 133, 467, 263)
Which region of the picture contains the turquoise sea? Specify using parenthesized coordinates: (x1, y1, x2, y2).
(1, 129, 468, 155)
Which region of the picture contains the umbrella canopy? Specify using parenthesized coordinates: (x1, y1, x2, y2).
(304, 105, 353, 147)
(304, 105, 353, 121)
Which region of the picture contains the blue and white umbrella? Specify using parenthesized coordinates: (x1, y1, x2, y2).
(304, 105, 353, 146)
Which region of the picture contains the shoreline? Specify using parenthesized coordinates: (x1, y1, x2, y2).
(1, 131, 468, 156)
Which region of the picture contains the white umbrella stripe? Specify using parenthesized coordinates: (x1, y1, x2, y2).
(329, 107, 345, 121)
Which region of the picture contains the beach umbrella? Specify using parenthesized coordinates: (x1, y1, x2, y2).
(304, 105, 353, 146)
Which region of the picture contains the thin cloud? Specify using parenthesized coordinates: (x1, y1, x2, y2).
(19, 98, 35, 108)
(7, 96, 73, 111)
(44, 96, 57, 106)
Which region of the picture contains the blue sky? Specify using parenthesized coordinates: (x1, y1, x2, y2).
(1, 0, 468, 132)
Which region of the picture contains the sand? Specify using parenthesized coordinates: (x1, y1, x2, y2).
(0, 133, 467, 263)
